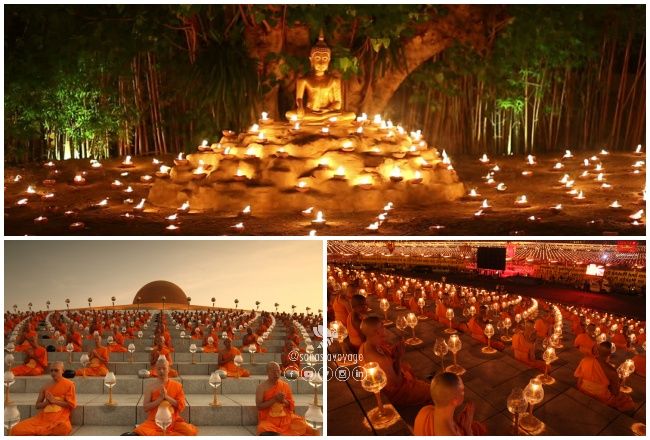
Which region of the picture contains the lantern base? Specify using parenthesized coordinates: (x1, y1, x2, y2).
(417, 316, 429, 321)
(537, 373, 555, 385)
(631, 422, 646, 436)
(366, 404, 399, 430)
(501, 335, 512, 342)
(621, 385, 633, 394)
(445, 364, 466, 375)
(481, 346, 497, 354)
(405, 337, 423, 346)
(519, 414, 545, 435)
(444, 328, 457, 334)
(209, 402, 222, 408)
(104, 402, 118, 407)
(382, 320, 393, 327)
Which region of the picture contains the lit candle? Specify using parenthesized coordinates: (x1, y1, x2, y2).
(311, 211, 326, 226)
(111, 180, 123, 188)
(333, 166, 346, 180)
(563, 150, 573, 159)
(91, 160, 102, 169)
(25, 185, 36, 194)
(241, 205, 251, 216)
(468, 188, 480, 198)
(390, 166, 403, 182)
(492, 164, 500, 172)
(140, 174, 153, 182)
(551, 204, 563, 212)
(123, 186, 133, 193)
(366, 222, 380, 231)
(261, 111, 269, 121)
(481, 199, 491, 210)
(573, 190, 586, 200)
(165, 213, 178, 222)
(73, 174, 86, 185)
(234, 168, 248, 181)
(383, 202, 394, 211)
(609, 200, 621, 209)
(152, 158, 160, 165)
(321, 126, 330, 134)
(69, 222, 85, 231)
(156, 165, 171, 177)
(522, 170, 533, 176)
(600, 148, 608, 155)
(474, 209, 485, 217)
(301, 207, 314, 217)
(308, 230, 317, 236)
(34, 216, 48, 224)
(526, 155, 536, 165)
(133, 198, 146, 212)
(177, 201, 190, 213)
(341, 140, 355, 152)
(496, 182, 507, 191)
(121, 155, 134, 167)
(515, 195, 528, 205)
(409, 170, 423, 184)
(629, 209, 644, 220)
(479, 154, 490, 164)
(230, 222, 245, 232)
(553, 162, 563, 170)
(373, 114, 382, 125)
(357, 175, 373, 189)
(165, 224, 180, 232)
(249, 124, 259, 133)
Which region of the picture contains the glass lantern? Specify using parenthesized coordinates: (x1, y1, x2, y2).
(446, 334, 465, 375)
(405, 312, 422, 346)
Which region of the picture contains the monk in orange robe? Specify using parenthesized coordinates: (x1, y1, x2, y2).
(256, 362, 317, 436)
(632, 352, 645, 377)
(281, 340, 301, 372)
(217, 338, 250, 377)
(574, 341, 635, 412)
(150, 336, 178, 378)
(332, 291, 351, 324)
(75, 335, 110, 376)
(359, 316, 431, 406)
(107, 330, 129, 353)
(12, 336, 48, 376)
(242, 327, 267, 353)
(202, 336, 219, 353)
(15, 326, 38, 352)
(574, 325, 596, 356)
(534, 315, 549, 340)
(611, 331, 628, 351)
(11, 361, 77, 435)
(512, 326, 545, 371)
(414, 372, 487, 436)
(133, 357, 198, 436)
(346, 294, 366, 352)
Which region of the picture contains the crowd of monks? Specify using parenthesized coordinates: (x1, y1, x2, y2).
(5, 307, 321, 436)
(327, 266, 645, 435)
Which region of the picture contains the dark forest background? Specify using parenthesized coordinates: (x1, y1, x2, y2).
(4, 5, 645, 162)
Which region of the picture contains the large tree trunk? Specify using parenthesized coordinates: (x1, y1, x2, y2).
(244, 5, 508, 118)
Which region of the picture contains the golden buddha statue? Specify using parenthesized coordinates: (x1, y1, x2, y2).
(285, 31, 356, 125)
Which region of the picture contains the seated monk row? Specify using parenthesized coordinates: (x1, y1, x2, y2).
(359, 316, 432, 407)
(511, 324, 545, 371)
(414, 372, 487, 435)
(12, 336, 48, 376)
(574, 341, 636, 412)
(11, 361, 77, 436)
(241, 327, 268, 353)
(256, 362, 317, 436)
(150, 335, 179, 378)
(134, 357, 198, 435)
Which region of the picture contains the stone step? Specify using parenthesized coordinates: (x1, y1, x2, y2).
(9, 375, 320, 395)
(11, 351, 287, 363)
(9, 392, 318, 426)
(70, 425, 257, 436)
(29, 339, 291, 352)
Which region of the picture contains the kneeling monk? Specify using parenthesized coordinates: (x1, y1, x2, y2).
(414, 372, 487, 436)
(12, 335, 48, 376)
(75, 334, 109, 376)
(150, 336, 178, 378)
(359, 316, 431, 406)
(133, 357, 198, 436)
(574, 341, 635, 412)
(11, 361, 77, 435)
(218, 338, 250, 377)
(256, 362, 317, 436)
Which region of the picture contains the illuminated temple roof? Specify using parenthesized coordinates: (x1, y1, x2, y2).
(133, 280, 188, 305)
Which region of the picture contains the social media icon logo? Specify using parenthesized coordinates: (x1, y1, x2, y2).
(352, 366, 365, 381)
(335, 367, 349, 381)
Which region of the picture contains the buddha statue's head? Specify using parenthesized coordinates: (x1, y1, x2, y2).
(309, 30, 331, 74)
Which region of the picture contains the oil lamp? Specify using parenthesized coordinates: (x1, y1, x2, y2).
(446, 334, 465, 375)
(482, 323, 496, 354)
(361, 362, 398, 428)
(445, 308, 456, 334)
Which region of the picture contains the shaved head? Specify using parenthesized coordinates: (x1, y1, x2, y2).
(360, 316, 383, 338)
(431, 372, 464, 407)
(351, 294, 366, 308)
(597, 341, 612, 358)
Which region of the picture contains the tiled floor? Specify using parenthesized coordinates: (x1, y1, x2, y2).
(327, 296, 645, 436)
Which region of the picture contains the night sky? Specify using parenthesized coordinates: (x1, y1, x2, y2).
(4, 240, 323, 313)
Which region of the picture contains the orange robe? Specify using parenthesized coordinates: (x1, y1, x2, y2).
(346, 314, 364, 350)
(534, 318, 549, 340)
(414, 405, 487, 436)
(242, 334, 268, 353)
(574, 333, 595, 356)
(632, 354, 645, 377)
(611, 332, 627, 350)
(574, 356, 635, 411)
(358, 343, 431, 406)
(13, 347, 48, 376)
(332, 296, 349, 325)
(11, 378, 77, 435)
(108, 333, 129, 352)
(150, 347, 178, 377)
(257, 380, 317, 436)
(76, 346, 110, 376)
(133, 380, 197, 436)
(512, 332, 544, 371)
(202, 342, 219, 353)
(218, 347, 250, 377)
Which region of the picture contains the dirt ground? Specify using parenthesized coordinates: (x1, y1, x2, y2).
(4, 149, 646, 236)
